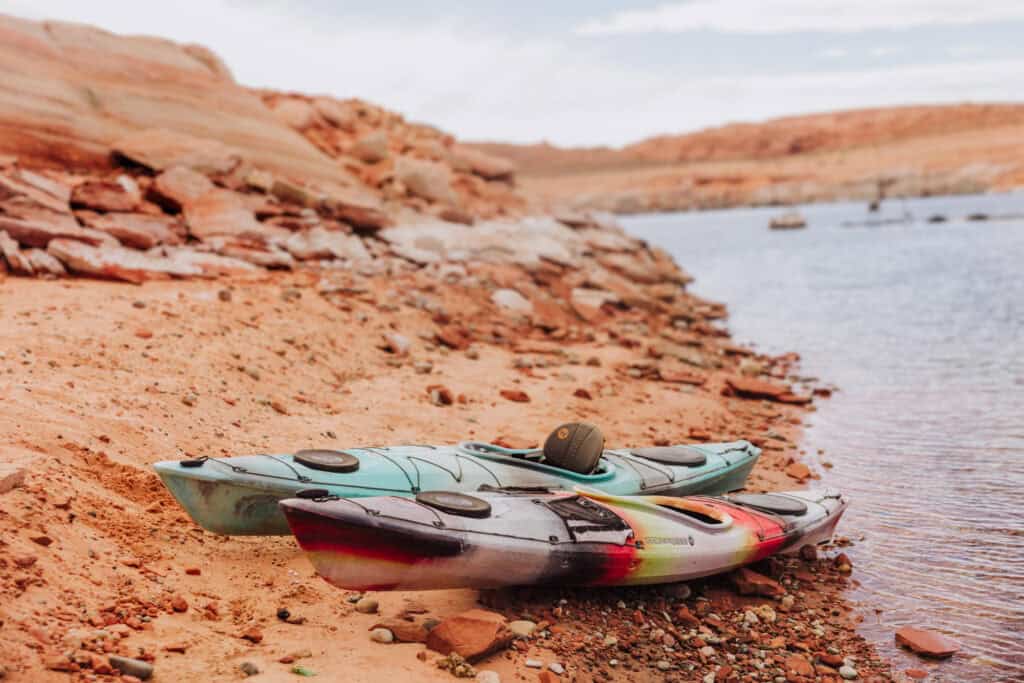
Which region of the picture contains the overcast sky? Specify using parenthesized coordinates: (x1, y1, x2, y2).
(5, 1, 1024, 146)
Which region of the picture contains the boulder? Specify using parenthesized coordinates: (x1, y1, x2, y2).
(728, 567, 785, 598)
(450, 145, 515, 182)
(47, 239, 203, 283)
(113, 128, 241, 175)
(70, 176, 141, 212)
(270, 98, 316, 131)
(312, 97, 357, 131)
(396, 156, 455, 204)
(149, 166, 216, 212)
(350, 131, 390, 164)
(425, 609, 513, 662)
(77, 212, 184, 249)
(895, 627, 960, 658)
(184, 189, 289, 243)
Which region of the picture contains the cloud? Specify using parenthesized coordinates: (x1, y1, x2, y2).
(2, 1, 1023, 147)
(575, 0, 1024, 35)
(819, 48, 848, 59)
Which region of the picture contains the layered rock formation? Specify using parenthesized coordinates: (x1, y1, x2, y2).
(471, 104, 1024, 213)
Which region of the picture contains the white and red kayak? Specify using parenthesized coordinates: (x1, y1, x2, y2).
(280, 488, 846, 591)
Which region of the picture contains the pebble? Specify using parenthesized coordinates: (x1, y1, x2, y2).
(839, 665, 858, 679)
(548, 662, 565, 674)
(355, 597, 379, 614)
(699, 646, 715, 657)
(239, 661, 260, 677)
(525, 659, 542, 668)
(476, 672, 500, 683)
(181, 393, 197, 407)
(603, 636, 618, 647)
(370, 628, 394, 643)
(508, 620, 537, 638)
(656, 660, 671, 671)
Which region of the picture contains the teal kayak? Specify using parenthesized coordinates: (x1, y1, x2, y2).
(154, 440, 760, 536)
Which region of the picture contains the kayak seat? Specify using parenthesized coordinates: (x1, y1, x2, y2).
(630, 446, 707, 467)
(294, 449, 360, 473)
(729, 493, 807, 516)
(543, 422, 605, 474)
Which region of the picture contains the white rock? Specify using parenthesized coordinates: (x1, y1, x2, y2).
(491, 288, 533, 314)
(524, 659, 542, 669)
(369, 628, 393, 643)
(839, 665, 858, 680)
(475, 672, 500, 683)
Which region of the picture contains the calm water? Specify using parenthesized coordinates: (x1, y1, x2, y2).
(624, 195, 1024, 682)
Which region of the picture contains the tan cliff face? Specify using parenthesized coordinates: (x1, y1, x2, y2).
(470, 104, 1024, 213)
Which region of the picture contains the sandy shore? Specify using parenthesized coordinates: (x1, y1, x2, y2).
(0, 268, 893, 682)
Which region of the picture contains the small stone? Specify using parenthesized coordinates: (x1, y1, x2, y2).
(699, 646, 715, 657)
(240, 626, 263, 643)
(839, 665, 858, 679)
(499, 389, 530, 403)
(525, 659, 542, 668)
(548, 662, 564, 674)
(603, 635, 618, 647)
(240, 661, 260, 677)
(217, 289, 232, 302)
(277, 608, 291, 621)
(170, 595, 188, 612)
(181, 393, 197, 407)
(355, 597, 379, 614)
(108, 656, 153, 681)
(414, 361, 434, 374)
(656, 660, 671, 671)
(508, 620, 537, 638)
(476, 672, 500, 683)
(663, 582, 692, 600)
(370, 628, 394, 643)
(895, 627, 960, 658)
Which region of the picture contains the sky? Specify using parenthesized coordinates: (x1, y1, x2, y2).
(4, 1, 1024, 147)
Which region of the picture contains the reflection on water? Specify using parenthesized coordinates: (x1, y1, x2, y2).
(625, 195, 1024, 682)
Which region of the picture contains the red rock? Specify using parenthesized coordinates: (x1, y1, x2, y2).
(184, 567, 201, 575)
(70, 177, 141, 212)
(77, 211, 184, 249)
(895, 627, 960, 658)
(350, 131, 390, 164)
(785, 462, 812, 480)
(135, 329, 153, 339)
(728, 567, 785, 598)
(427, 385, 454, 406)
(24, 248, 66, 276)
(163, 642, 188, 653)
(818, 652, 843, 667)
(905, 668, 929, 679)
(785, 654, 814, 677)
(573, 388, 593, 400)
(46, 655, 79, 672)
(500, 389, 530, 403)
(149, 166, 215, 212)
(450, 145, 515, 182)
(240, 626, 263, 643)
(833, 552, 852, 572)
(425, 609, 512, 662)
(435, 325, 471, 350)
(537, 672, 557, 683)
(113, 129, 240, 175)
(799, 544, 818, 561)
(723, 376, 790, 401)
(0, 215, 110, 250)
(0, 229, 33, 274)
(715, 664, 735, 682)
(30, 535, 53, 546)
(396, 156, 454, 204)
(658, 366, 707, 385)
(13, 554, 37, 568)
(184, 189, 288, 243)
(688, 428, 711, 441)
(674, 606, 701, 629)
(47, 239, 202, 283)
(777, 392, 813, 405)
(170, 595, 188, 612)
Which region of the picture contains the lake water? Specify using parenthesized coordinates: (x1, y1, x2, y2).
(624, 195, 1024, 682)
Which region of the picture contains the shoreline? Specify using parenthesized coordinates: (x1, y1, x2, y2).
(0, 256, 893, 682)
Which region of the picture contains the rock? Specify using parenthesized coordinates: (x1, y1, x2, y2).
(499, 389, 530, 403)
(723, 376, 790, 401)
(785, 654, 814, 678)
(354, 597, 379, 614)
(428, 385, 454, 406)
(113, 128, 240, 175)
(475, 672, 500, 683)
(23, 248, 67, 276)
(449, 145, 515, 182)
(656, 660, 671, 671)
(108, 656, 153, 681)
(369, 628, 394, 643)
(283, 227, 371, 262)
(270, 98, 316, 130)
(728, 567, 785, 598)
(839, 665, 858, 679)
(894, 627, 960, 658)
(239, 626, 263, 643)
(0, 215, 109, 250)
(799, 544, 818, 561)
(312, 97, 357, 130)
(184, 189, 288, 243)
(904, 669, 928, 679)
(381, 332, 411, 356)
(170, 595, 188, 612)
(0, 460, 26, 495)
(351, 131, 390, 164)
(157, 247, 259, 277)
(425, 609, 513, 662)
(240, 661, 260, 676)
(548, 662, 565, 675)
(396, 156, 455, 204)
(834, 552, 853, 573)
(491, 288, 533, 314)
(0, 229, 33, 274)
(570, 287, 616, 322)
(508, 620, 537, 638)
(70, 177, 141, 212)
(149, 166, 215, 212)
(78, 212, 184, 249)
(524, 659, 542, 668)
(785, 462, 812, 480)
(47, 239, 203, 283)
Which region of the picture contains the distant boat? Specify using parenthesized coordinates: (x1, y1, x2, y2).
(770, 211, 807, 230)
